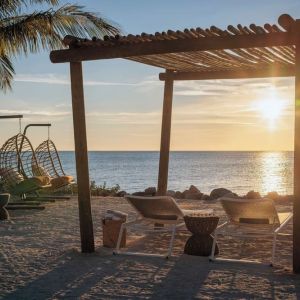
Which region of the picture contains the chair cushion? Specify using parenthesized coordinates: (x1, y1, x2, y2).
(239, 218, 269, 224)
(32, 165, 51, 177)
(1, 168, 24, 187)
(31, 176, 51, 186)
(50, 176, 73, 189)
(126, 195, 184, 220)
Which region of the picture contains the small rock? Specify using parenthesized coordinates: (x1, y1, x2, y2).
(223, 192, 239, 199)
(245, 190, 261, 199)
(182, 189, 189, 198)
(166, 190, 176, 197)
(144, 187, 156, 196)
(189, 185, 200, 194)
(201, 194, 211, 200)
(279, 195, 293, 202)
(132, 191, 146, 196)
(266, 191, 280, 200)
(117, 191, 127, 197)
(210, 188, 232, 200)
(100, 190, 110, 197)
(184, 192, 203, 200)
(175, 191, 183, 199)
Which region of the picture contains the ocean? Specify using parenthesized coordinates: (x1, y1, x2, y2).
(60, 151, 293, 195)
(58, 151, 293, 196)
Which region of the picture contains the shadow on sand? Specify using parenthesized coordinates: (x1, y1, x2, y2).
(2, 244, 300, 300)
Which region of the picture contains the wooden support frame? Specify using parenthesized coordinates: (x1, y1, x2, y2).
(50, 14, 300, 273)
(50, 31, 295, 64)
(159, 66, 295, 81)
(157, 70, 174, 196)
(293, 21, 300, 273)
(70, 62, 95, 253)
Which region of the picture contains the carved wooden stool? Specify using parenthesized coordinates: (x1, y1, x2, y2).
(184, 215, 219, 256)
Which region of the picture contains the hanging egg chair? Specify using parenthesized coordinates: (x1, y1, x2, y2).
(0, 133, 50, 197)
(35, 139, 74, 190)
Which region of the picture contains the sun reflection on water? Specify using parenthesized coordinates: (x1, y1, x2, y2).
(259, 152, 291, 195)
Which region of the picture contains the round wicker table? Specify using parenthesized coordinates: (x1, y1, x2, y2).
(184, 212, 219, 256)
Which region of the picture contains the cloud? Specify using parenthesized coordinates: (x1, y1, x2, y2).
(0, 109, 30, 115)
(14, 73, 160, 87)
(84, 108, 263, 126)
(173, 77, 294, 97)
(7, 75, 294, 131)
(0, 109, 70, 118)
(174, 90, 223, 96)
(55, 103, 71, 108)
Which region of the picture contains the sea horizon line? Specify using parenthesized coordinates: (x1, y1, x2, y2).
(57, 150, 294, 152)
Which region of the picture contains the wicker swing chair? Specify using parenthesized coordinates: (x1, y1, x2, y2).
(34, 138, 74, 190)
(0, 133, 51, 198)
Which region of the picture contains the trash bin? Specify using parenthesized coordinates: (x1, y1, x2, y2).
(102, 210, 127, 248)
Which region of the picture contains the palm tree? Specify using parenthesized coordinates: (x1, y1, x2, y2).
(0, 0, 121, 91)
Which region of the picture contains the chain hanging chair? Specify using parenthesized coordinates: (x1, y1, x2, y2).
(0, 119, 51, 198)
(34, 126, 74, 190)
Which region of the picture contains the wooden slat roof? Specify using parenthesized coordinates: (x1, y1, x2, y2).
(50, 14, 299, 80)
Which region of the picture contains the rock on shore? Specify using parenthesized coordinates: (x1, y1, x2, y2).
(101, 184, 293, 202)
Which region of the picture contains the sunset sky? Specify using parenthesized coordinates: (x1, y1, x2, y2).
(0, 0, 299, 151)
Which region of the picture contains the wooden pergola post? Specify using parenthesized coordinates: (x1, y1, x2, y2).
(294, 21, 300, 273)
(70, 62, 95, 253)
(157, 70, 174, 196)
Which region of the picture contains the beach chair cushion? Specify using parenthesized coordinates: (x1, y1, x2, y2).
(239, 218, 269, 224)
(126, 195, 183, 220)
(32, 165, 51, 178)
(32, 176, 51, 186)
(50, 176, 73, 189)
(1, 168, 24, 187)
(11, 177, 48, 195)
(220, 197, 280, 225)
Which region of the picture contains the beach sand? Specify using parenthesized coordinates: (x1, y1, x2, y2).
(0, 197, 299, 299)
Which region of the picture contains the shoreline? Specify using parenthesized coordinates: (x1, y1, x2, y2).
(52, 182, 294, 202)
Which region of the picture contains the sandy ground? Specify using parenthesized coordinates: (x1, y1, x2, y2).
(0, 197, 299, 299)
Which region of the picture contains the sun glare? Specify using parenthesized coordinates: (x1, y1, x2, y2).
(253, 88, 285, 130)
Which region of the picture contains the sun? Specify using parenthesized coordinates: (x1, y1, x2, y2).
(256, 98, 284, 121)
(253, 89, 285, 130)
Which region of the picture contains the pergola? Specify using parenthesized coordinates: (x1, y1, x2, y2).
(50, 14, 300, 272)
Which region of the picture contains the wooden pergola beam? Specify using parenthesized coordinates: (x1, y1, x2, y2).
(159, 66, 295, 81)
(50, 32, 295, 64)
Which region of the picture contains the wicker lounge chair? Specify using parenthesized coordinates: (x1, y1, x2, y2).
(0, 134, 51, 199)
(17, 123, 74, 192)
(34, 139, 74, 191)
(113, 195, 213, 258)
(209, 197, 293, 265)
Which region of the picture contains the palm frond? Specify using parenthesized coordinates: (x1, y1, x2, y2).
(0, 2, 121, 91)
(0, 4, 121, 56)
(0, 0, 59, 17)
(0, 53, 15, 91)
(54, 5, 121, 37)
